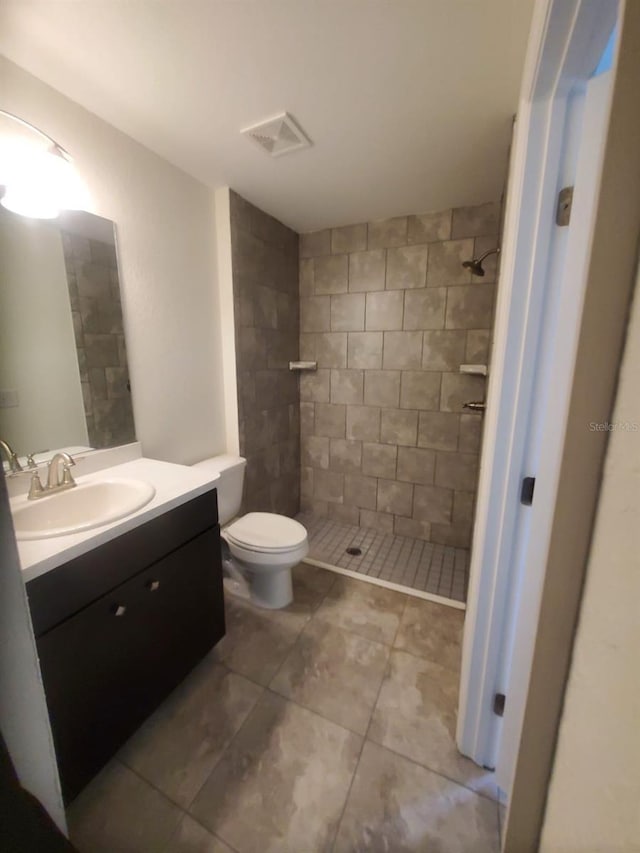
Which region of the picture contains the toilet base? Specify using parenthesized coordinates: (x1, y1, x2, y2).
(246, 565, 293, 609)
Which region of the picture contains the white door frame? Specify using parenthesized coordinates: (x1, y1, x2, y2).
(456, 0, 618, 782)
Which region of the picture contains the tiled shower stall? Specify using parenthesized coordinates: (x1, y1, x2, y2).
(230, 192, 501, 603)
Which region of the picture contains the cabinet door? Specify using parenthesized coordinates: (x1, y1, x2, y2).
(37, 526, 224, 802)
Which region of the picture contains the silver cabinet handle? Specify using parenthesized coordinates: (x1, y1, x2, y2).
(463, 401, 486, 412)
(112, 604, 127, 617)
(146, 579, 160, 592)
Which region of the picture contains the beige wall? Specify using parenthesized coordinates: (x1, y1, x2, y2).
(229, 190, 301, 516)
(539, 272, 640, 852)
(1, 57, 226, 464)
(299, 204, 500, 545)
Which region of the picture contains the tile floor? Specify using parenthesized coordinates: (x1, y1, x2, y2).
(297, 511, 470, 602)
(68, 565, 502, 853)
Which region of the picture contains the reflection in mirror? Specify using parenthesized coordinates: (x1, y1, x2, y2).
(0, 207, 135, 462)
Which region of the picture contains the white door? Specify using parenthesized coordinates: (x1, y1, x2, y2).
(495, 65, 614, 793)
(456, 0, 619, 795)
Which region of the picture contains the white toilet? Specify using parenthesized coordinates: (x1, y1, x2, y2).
(192, 455, 308, 609)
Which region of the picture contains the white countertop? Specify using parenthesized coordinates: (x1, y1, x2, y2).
(14, 457, 220, 583)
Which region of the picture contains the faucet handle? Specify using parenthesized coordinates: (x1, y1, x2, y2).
(26, 450, 48, 469)
(28, 471, 45, 500)
(61, 465, 76, 486)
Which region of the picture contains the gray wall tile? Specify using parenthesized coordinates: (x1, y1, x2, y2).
(346, 405, 381, 442)
(445, 285, 495, 330)
(396, 446, 436, 485)
(380, 409, 418, 447)
(360, 509, 395, 533)
(348, 249, 386, 292)
(362, 442, 397, 479)
(300, 402, 315, 435)
(347, 332, 383, 369)
(331, 293, 366, 331)
(299, 200, 501, 542)
(230, 191, 299, 516)
(330, 369, 364, 404)
(394, 516, 432, 540)
(422, 330, 466, 371)
(315, 403, 347, 438)
(364, 371, 401, 408)
(413, 484, 453, 524)
(329, 438, 363, 473)
(426, 239, 474, 287)
(399, 371, 441, 411)
(299, 258, 314, 295)
(314, 469, 344, 503)
(386, 246, 429, 290)
(300, 369, 330, 403)
(451, 201, 501, 239)
(440, 373, 485, 413)
(302, 435, 330, 469)
(418, 411, 459, 451)
(328, 503, 361, 524)
(368, 217, 408, 249)
(458, 414, 483, 453)
(465, 330, 491, 363)
(316, 332, 348, 368)
(344, 474, 378, 510)
(434, 452, 479, 491)
(403, 288, 446, 330)
(300, 230, 331, 258)
(377, 479, 414, 517)
(382, 331, 423, 370)
(332, 223, 367, 254)
(365, 291, 404, 331)
(408, 210, 452, 244)
(301, 296, 331, 332)
(314, 255, 349, 294)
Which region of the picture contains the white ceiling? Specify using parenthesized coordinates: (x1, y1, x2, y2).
(0, 1, 534, 232)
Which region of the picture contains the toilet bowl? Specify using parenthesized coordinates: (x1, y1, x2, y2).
(192, 456, 309, 609)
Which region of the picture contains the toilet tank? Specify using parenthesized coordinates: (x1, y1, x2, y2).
(192, 455, 246, 525)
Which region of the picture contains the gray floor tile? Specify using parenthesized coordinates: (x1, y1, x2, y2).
(118, 659, 262, 807)
(333, 741, 499, 853)
(369, 650, 498, 800)
(314, 575, 406, 645)
(67, 760, 183, 853)
(213, 595, 309, 686)
(270, 619, 390, 734)
(163, 815, 236, 853)
(190, 692, 361, 853)
(394, 596, 465, 671)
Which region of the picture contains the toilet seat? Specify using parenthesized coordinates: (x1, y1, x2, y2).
(224, 512, 307, 554)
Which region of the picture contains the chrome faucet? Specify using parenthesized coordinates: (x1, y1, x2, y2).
(0, 438, 23, 474)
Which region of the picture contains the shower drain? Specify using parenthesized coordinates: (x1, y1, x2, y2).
(345, 546, 362, 556)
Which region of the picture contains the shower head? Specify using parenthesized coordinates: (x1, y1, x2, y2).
(462, 247, 500, 277)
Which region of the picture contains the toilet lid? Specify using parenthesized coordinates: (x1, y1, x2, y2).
(225, 512, 308, 553)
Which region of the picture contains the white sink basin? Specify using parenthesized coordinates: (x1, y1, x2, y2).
(12, 478, 156, 540)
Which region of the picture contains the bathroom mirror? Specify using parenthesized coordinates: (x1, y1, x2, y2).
(0, 205, 135, 461)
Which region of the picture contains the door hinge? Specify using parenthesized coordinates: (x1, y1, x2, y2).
(520, 476, 536, 506)
(556, 186, 574, 226)
(493, 693, 506, 717)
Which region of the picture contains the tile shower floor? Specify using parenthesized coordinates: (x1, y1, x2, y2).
(67, 565, 503, 853)
(297, 511, 470, 604)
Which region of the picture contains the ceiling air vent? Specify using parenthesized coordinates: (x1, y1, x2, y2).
(241, 112, 311, 157)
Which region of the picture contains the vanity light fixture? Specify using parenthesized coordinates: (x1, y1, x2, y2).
(0, 109, 88, 219)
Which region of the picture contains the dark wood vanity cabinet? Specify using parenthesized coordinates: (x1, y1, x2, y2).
(26, 489, 225, 803)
